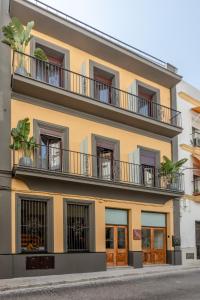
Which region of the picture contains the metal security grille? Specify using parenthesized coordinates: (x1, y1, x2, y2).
(21, 200, 47, 253)
(67, 204, 89, 252)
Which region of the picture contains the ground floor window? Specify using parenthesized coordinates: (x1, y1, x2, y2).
(67, 203, 90, 252)
(21, 199, 47, 253)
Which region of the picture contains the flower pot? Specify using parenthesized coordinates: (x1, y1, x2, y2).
(19, 156, 33, 167)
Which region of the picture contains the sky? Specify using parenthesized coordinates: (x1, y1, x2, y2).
(41, 0, 200, 89)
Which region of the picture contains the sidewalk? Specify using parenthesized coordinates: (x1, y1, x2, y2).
(0, 263, 200, 296)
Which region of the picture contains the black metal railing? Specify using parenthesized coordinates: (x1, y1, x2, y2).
(26, 0, 177, 72)
(194, 176, 200, 194)
(12, 51, 182, 128)
(13, 144, 184, 193)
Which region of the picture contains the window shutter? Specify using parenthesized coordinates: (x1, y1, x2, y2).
(81, 62, 87, 96)
(80, 137, 88, 175)
(127, 80, 137, 112)
(128, 148, 140, 184)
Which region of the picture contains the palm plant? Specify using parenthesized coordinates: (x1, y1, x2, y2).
(2, 17, 34, 74)
(10, 118, 37, 166)
(160, 156, 187, 188)
(2, 17, 47, 74)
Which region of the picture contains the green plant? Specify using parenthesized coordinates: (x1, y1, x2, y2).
(160, 156, 187, 187)
(2, 17, 34, 52)
(1, 17, 48, 73)
(10, 118, 37, 158)
(34, 47, 48, 61)
(160, 156, 187, 175)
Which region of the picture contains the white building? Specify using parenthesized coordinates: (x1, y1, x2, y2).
(177, 81, 200, 264)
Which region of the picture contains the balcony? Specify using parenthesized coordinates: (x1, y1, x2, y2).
(10, 0, 182, 88)
(12, 144, 184, 197)
(12, 52, 182, 138)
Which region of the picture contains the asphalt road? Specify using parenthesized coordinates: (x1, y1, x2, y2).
(1, 270, 200, 300)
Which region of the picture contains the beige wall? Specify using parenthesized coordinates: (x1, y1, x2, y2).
(27, 30, 172, 109)
(11, 183, 174, 254)
(11, 99, 171, 163)
(10, 28, 175, 256)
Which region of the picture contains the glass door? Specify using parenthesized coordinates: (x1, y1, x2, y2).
(94, 74, 113, 104)
(106, 225, 128, 266)
(40, 135, 62, 171)
(142, 227, 166, 264)
(97, 147, 113, 180)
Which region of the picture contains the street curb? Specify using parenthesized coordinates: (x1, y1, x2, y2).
(0, 266, 200, 296)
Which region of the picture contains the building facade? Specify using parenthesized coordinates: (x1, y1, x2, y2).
(177, 81, 200, 264)
(0, 0, 184, 278)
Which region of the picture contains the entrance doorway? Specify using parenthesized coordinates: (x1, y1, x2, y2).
(106, 225, 128, 266)
(142, 227, 166, 264)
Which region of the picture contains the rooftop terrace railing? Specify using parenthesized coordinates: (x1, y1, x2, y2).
(24, 0, 177, 72)
(13, 51, 182, 128)
(13, 144, 184, 193)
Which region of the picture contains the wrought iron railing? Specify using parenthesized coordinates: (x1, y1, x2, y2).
(13, 144, 184, 193)
(26, 0, 177, 72)
(12, 51, 182, 128)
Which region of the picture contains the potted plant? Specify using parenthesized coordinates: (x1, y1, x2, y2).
(1, 17, 47, 75)
(160, 156, 187, 189)
(10, 118, 37, 167)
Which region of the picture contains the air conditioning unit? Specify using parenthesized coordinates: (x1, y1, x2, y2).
(193, 137, 200, 147)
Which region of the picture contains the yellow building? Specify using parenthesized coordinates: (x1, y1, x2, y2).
(0, 0, 184, 278)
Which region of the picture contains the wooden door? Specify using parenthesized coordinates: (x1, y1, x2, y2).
(106, 225, 128, 267)
(142, 227, 166, 264)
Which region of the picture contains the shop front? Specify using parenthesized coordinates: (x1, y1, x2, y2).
(142, 212, 167, 264)
(105, 208, 128, 267)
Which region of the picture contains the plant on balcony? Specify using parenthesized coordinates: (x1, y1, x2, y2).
(160, 156, 187, 189)
(34, 47, 48, 62)
(10, 118, 37, 167)
(1, 17, 47, 75)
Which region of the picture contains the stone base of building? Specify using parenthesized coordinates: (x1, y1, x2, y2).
(128, 251, 143, 268)
(0, 252, 106, 279)
(166, 250, 182, 265)
(181, 247, 198, 264)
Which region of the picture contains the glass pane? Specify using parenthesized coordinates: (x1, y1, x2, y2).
(142, 228, 151, 249)
(49, 141, 61, 170)
(154, 230, 164, 249)
(106, 209, 128, 225)
(106, 227, 114, 249)
(141, 212, 166, 227)
(118, 228, 125, 249)
(67, 204, 89, 252)
(21, 200, 47, 253)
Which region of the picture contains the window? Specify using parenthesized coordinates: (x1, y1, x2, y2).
(138, 85, 157, 117)
(97, 147, 113, 180)
(67, 203, 89, 252)
(35, 43, 65, 87)
(40, 134, 62, 171)
(34, 120, 69, 173)
(194, 175, 200, 194)
(21, 199, 47, 253)
(92, 135, 120, 181)
(94, 67, 114, 104)
(140, 148, 159, 187)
